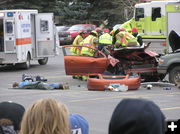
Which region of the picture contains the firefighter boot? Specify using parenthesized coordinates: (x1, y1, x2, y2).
(82, 75, 88, 81)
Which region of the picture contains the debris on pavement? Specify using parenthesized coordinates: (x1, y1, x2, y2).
(141, 82, 176, 88)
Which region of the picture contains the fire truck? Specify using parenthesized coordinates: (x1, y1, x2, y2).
(0, 9, 59, 69)
(120, 0, 180, 53)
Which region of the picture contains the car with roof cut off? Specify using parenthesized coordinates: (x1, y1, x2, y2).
(62, 43, 164, 83)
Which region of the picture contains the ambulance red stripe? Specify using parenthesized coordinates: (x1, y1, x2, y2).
(16, 37, 32, 45)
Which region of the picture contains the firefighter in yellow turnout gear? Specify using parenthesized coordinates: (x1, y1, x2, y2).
(114, 28, 139, 48)
(70, 30, 86, 80)
(81, 30, 98, 56)
(80, 30, 98, 81)
(98, 29, 112, 50)
(70, 30, 86, 55)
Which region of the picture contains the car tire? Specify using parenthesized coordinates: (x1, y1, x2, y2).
(38, 57, 48, 65)
(18, 53, 31, 69)
(169, 66, 180, 85)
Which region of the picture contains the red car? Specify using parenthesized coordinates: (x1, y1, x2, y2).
(59, 24, 96, 45)
(87, 74, 141, 91)
(62, 44, 162, 82)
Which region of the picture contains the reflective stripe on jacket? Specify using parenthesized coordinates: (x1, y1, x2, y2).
(81, 35, 98, 56)
(116, 31, 139, 47)
(70, 35, 84, 55)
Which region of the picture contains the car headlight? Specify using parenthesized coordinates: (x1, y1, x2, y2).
(158, 59, 164, 65)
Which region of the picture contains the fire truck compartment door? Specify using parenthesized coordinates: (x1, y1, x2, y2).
(35, 13, 55, 57)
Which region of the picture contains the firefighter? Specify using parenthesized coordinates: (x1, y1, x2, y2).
(81, 30, 98, 56)
(98, 29, 112, 50)
(80, 30, 98, 81)
(131, 27, 143, 46)
(111, 28, 126, 45)
(70, 30, 86, 55)
(70, 30, 86, 79)
(114, 29, 139, 48)
(95, 27, 102, 37)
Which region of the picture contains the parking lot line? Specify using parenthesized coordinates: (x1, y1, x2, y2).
(69, 92, 180, 102)
(161, 106, 180, 111)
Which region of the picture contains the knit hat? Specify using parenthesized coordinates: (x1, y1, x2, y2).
(69, 114, 89, 134)
(109, 98, 165, 134)
(0, 101, 25, 131)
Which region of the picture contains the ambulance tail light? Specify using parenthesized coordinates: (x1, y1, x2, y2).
(161, 43, 166, 46)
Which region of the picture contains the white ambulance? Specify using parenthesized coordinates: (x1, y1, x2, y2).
(0, 9, 59, 69)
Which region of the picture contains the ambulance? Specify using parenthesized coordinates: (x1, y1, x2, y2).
(0, 9, 59, 69)
(120, 0, 180, 53)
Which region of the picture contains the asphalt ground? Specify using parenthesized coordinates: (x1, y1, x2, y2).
(0, 48, 180, 134)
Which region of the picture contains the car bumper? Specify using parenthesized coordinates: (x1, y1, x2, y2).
(157, 66, 168, 74)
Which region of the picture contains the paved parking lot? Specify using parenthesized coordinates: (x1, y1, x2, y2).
(0, 49, 180, 134)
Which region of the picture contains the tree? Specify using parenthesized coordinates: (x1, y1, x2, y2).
(80, 0, 139, 27)
(0, 0, 139, 27)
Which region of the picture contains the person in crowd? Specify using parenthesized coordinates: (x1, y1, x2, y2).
(70, 114, 89, 134)
(0, 101, 25, 134)
(108, 98, 165, 134)
(19, 98, 70, 134)
(12, 81, 69, 90)
(131, 27, 143, 46)
(98, 29, 112, 50)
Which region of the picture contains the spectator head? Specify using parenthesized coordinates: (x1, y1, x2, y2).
(0, 101, 25, 132)
(109, 98, 165, 134)
(104, 29, 110, 33)
(70, 114, 89, 134)
(131, 27, 138, 33)
(20, 98, 70, 134)
(12, 82, 19, 88)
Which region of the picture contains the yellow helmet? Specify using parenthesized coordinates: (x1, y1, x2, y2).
(90, 30, 98, 37)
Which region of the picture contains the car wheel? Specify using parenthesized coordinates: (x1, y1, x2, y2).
(169, 66, 180, 85)
(38, 57, 48, 65)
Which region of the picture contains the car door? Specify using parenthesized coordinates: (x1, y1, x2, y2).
(62, 45, 109, 75)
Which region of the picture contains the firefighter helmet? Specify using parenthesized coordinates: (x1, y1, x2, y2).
(104, 29, 110, 33)
(90, 30, 98, 37)
(95, 27, 102, 33)
(131, 28, 138, 33)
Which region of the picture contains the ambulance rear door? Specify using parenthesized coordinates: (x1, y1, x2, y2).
(4, 14, 15, 53)
(35, 13, 55, 58)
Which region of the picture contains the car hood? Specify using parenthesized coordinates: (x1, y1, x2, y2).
(168, 30, 180, 52)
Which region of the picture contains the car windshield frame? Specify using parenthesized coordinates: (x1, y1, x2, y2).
(67, 25, 84, 31)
